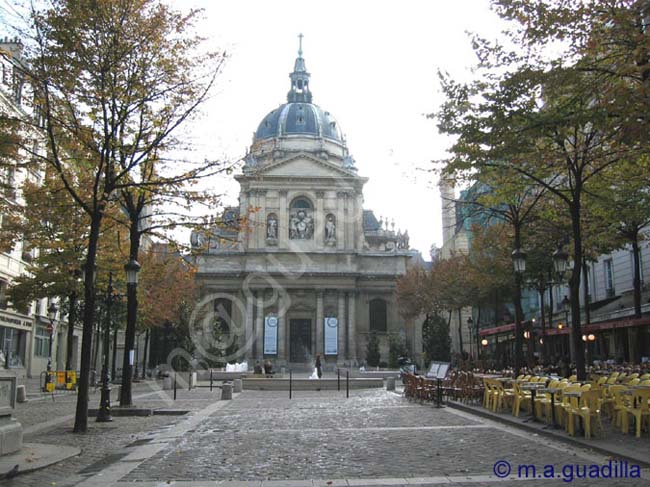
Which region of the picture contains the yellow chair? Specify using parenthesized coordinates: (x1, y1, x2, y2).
(626, 378, 641, 386)
(640, 379, 650, 386)
(568, 374, 577, 382)
(640, 373, 650, 381)
(512, 382, 532, 417)
(556, 385, 581, 428)
(492, 380, 514, 413)
(516, 374, 525, 381)
(566, 390, 603, 438)
(534, 380, 559, 421)
(612, 388, 632, 429)
(601, 385, 626, 420)
(626, 373, 639, 381)
(595, 376, 607, 387)
(482, 378, 492, 409)
(622, 389, 650, 438)
(606, 376, 618, 385)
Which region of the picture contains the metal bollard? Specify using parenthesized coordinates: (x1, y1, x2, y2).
(173, 372, 177, 401)
(386, 376, 396, 391)
(289, 369, 292, 399)
(337, 368, 340, 391)
(233, 378, 243, 393)
(346, 370, 349, 398)
(210, 369, 213, 391)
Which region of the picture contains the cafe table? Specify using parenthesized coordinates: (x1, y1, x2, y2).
(520, 382, 547, 422)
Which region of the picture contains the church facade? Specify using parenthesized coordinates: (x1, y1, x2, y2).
(192, 43, 419, 367)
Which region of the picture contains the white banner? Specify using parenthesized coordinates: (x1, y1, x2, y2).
(324, 317, 338, 355)
(264, 316, 278, 355)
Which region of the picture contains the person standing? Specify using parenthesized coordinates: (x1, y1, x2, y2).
(315, 354, 322, 379)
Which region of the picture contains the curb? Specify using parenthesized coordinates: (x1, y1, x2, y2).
(446, 400, 650, 468)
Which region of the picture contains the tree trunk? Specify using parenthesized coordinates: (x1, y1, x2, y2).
(111, 322, 118, 380)
(570, 200, 586, 381)
(73, 215, 101, 433)
(457, 307, 464, 356)
(539, 286, 546, 363)
(142, 328, 149, 379)
(65, 291, 77, 372)
(582, 256, 591, 324)
(632, 237, 642, 318)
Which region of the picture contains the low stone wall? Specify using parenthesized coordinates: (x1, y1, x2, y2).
(242, 378, 384, 391)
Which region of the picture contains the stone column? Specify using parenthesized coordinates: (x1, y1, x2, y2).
(244, 292, 254, 359)
(356, 193, 364, 250)
(316, 291, 324, 355)
(278, 293, 287, 363)
(315, 191, 324, 246)
(337, 292, 346, 363)
(279, 190, 288, 248)
(257, 190, 267, 248)
(336, 192, 346, 250)
(347, 291, 356, 362)
(255, 293, 264, 360)
(345, 192, 353, 250)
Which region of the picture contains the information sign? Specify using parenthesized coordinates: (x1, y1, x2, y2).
(264, 316, 278, 355)
(324, 317, 338, 355)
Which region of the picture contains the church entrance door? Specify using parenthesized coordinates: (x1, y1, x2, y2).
(289, 319, 312, 363)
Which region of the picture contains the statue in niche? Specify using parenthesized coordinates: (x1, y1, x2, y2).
(325, 215, 336, 245)
(289, 209, 313, 239)
(266, 215, 278, 239)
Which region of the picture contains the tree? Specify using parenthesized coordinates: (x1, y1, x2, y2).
(422, 313, 451, 364)
(435, 9, 641, 379)
(12, 0, 224, 431)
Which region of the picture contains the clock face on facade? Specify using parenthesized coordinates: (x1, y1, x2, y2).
(267, 316, 278, 327)
(326, 317, 338, 327)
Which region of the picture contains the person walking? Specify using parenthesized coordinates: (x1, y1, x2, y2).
(315, 354, 322, 379)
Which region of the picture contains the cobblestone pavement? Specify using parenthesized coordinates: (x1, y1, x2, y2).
(4, 386, 650, 487)
(120, 390, 649, 486)
(3, 380, 223, 487)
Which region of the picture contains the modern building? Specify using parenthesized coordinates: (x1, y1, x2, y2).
(192, 43, 419, 368)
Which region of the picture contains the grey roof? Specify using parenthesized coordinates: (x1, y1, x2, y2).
(363, 210, 381, 232)
(254, 102, 343, 142)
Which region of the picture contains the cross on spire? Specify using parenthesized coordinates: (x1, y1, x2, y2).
(288, 33, 311, 103)
(298, 33, 303, 57)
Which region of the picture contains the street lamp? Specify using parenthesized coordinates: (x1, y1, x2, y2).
(467, 317, 474, 359)
(43, 302, 58, 392)
(553, 248, 569, 280)
(121, 258, 141, 407)
(97, 273, 115, 423)
(512, 247, 526, 376)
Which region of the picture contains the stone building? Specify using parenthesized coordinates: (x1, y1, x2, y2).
(193, 43, 418, 367)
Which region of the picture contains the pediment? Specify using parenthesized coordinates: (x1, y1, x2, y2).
(256, 153, 358, 179)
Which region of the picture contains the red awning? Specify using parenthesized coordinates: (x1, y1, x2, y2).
(479, 316, 650, 337)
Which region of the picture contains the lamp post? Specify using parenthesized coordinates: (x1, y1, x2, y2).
(120, 258, 141, 407)
(467, 317, 473, 360)
(97, 272, 115, 423)
(561, 294, 574, 364)
(512, 247, 527, 376)
(43, 302, 58, 392)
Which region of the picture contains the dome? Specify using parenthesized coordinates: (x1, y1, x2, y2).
(255, 102, 343, 142)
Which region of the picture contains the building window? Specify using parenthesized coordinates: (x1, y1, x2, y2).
(0, 281, 8, 309)
(604, 259, 614, 297)
(0, 327, 23, 367)
(34, 325, 49, 357)
(369, 298, 387, 333)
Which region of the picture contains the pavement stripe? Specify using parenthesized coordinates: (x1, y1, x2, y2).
(231, 425, 491, 433)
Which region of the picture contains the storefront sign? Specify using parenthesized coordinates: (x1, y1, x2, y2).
(324, 317, 338, 355)
(0, 310, 32, 330)
(264, 316, 278, 355)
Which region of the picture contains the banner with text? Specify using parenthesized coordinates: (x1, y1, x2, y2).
(264, 316, 278, 355)
(324, 317, 338, 355)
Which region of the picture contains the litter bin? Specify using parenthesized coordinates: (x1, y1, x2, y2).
(233, 378, 243, 393)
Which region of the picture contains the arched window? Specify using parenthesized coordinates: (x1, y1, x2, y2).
(369, 298, 387, 332)
(290, 197, 312, 210)
(214, 298, 232, 334)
